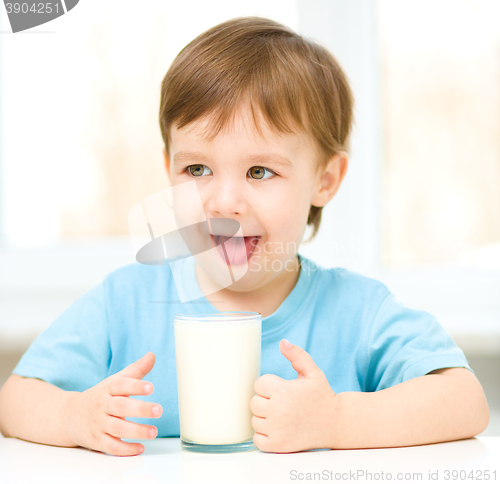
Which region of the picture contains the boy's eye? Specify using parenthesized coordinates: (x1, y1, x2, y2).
(248, 166, 274, 180)
(187, 164, 213, 177)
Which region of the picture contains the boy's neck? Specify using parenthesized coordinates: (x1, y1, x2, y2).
(194, 255, 301, 319)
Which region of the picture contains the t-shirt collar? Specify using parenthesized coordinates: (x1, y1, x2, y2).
(173, 253, 315, 335)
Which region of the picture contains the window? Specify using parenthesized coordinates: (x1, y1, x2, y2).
(379, 0, 500, 271)
(297, 0, 500, 350)
(0, 0, 299, 347)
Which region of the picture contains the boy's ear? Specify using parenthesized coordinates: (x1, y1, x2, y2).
(163, 148, 171, 184)
(310, 151, 348, 208)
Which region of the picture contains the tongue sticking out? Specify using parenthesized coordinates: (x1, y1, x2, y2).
(214, 235, 259, 266)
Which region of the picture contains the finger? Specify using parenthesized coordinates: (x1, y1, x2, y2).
(251, 415, 268, 436)
(254, 374, 284, 399)
(108, 377, 154, 397)
(98, 433, 145, 457)
(253, 431, 273, 453)
(105, 415, 157, 440)
(249, 394, 269, 417)
(105, 396, 163, 419)
(280, 340, 322, 379)
(114, 352, 156, 381)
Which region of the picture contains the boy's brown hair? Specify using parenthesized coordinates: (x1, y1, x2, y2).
(159, 16, 354, 242)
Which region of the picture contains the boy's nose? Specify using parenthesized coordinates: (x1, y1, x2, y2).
(205, 178, 247, 217)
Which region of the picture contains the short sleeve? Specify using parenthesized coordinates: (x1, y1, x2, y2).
(364, 292, 473, 392)
(12, 280, 111, 392)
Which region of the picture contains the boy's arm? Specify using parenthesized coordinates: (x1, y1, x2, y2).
(328, 367, 490, 449)
(251, 342, 489, 453)
(0, 374, 78, 446)
(0, 354, 162, 456)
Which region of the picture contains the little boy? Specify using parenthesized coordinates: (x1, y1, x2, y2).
(0, 16, 489, 456)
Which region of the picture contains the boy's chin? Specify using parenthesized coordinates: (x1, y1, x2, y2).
(225, 255, 295, 286)
(195, 251, 298, 294)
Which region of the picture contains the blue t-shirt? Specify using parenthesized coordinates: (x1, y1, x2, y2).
(12, 254, 472, 437)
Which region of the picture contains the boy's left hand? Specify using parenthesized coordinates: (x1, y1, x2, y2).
(250, 339, 338, 453)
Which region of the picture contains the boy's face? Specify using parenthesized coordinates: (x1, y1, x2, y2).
(163, 102, 347, 293)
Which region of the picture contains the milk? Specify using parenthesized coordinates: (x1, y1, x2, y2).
(174, 313, 262, 446)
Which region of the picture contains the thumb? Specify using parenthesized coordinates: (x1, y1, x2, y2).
(116, 352, 156, 380)
(280, 340, 321, 379)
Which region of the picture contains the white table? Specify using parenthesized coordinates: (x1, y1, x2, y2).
(1, 435, 499, 483)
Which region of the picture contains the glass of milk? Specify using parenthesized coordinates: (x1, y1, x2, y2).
(174, 311, 262, 453)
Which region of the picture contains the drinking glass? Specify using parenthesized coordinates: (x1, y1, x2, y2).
(174, 311, 262, 453)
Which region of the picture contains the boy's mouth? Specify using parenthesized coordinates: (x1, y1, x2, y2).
(210, 234, 260, 265)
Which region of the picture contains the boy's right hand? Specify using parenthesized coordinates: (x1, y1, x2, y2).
(65, 352, 163, 457)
